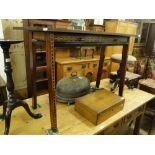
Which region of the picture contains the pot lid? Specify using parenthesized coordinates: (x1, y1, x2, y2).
(56, 72, 90, 103)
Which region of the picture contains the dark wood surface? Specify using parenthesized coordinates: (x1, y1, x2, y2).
(96, 46, 106, 88)
(23, 20, 32, 97)
(14, 26, 135, 37)
(0, 86, 7, 107)
(45, 33, 57, 132)
(119, 45, 129, 96)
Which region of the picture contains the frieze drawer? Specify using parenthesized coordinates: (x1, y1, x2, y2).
(54, 34, 128, 43)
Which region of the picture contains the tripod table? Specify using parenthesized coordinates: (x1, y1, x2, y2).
(0, 39, 42, 135)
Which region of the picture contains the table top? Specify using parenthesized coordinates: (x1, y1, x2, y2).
(0, 39, 23, 44)
(14, 26, 135, 37)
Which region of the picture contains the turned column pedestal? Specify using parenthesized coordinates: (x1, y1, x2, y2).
(0, 39, 42, 135)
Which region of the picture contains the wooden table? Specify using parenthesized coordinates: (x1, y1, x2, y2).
(15, 26, 135, 133)
(25, 27, 133, 133)
(57, 79, 154, 135)
(0, 79, 154, 135)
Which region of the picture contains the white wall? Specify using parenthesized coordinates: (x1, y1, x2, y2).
(1, 19, 27, 92)
(0, 19, 6, 82)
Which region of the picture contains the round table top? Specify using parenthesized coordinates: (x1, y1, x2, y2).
(0, 39, 23, 45)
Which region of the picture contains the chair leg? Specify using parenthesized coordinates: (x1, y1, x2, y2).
(148, 115, 155, 135)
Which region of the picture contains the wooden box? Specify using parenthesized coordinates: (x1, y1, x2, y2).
(75, 89, 125, 125)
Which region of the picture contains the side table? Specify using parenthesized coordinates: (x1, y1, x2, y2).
(0, 39, 42, 135)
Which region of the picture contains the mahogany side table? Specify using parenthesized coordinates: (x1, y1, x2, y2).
(0, 39, 42, 135)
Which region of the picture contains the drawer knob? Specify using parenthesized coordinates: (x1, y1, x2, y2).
(81, 64, 86, 69)
(93, 64, 97, 68)
(67, 67, 72, 71)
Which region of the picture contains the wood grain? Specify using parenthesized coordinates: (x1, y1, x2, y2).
(75, 89, 124, 125)
(0, 79, 154, 135)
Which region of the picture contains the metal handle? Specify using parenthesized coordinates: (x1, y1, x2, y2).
(71, 72, 77, 77)
(82, 64, 86, 69)
(93, 64, 97, 68)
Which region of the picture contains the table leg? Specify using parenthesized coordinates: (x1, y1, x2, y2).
(133, 114, 143, 135)
(0, 101, 6, 120)
(4, 106, 13, 135)
(3, 101, 7, 117)
(46, 33, 58, 134)
(148, 115, 155, 135)
(119, 45, 128, 96)
(4, 99, 42, 135)
(96, 46, 106, 88)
